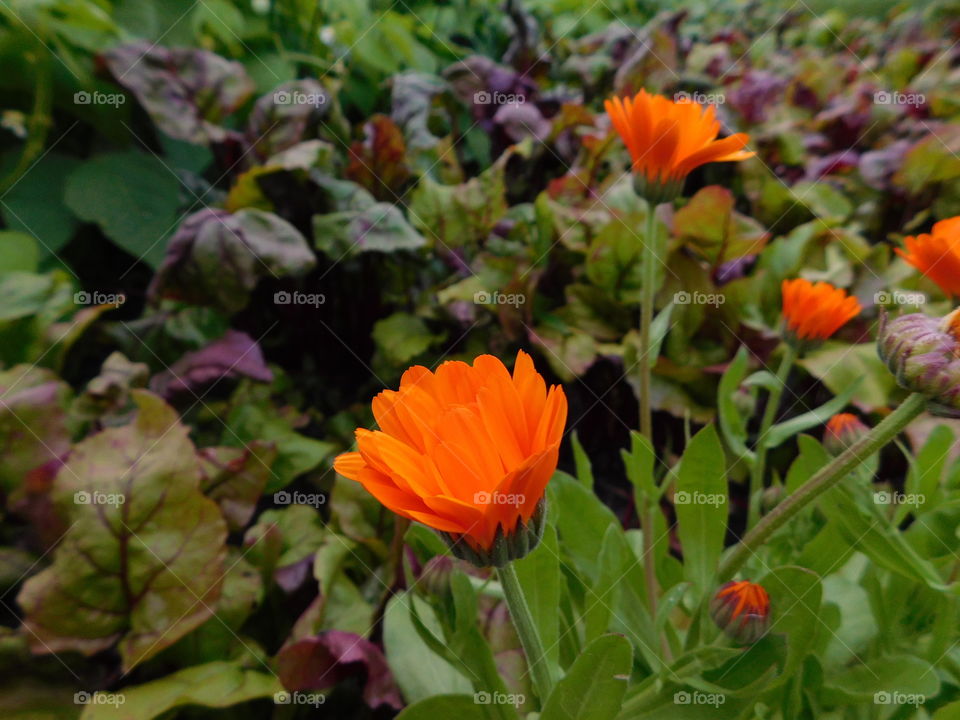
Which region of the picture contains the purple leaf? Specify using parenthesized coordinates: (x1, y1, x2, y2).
(151, 330, 273, 399)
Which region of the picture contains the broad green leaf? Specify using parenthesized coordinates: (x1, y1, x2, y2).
(540, 634, 631, 720)
(675, 425, 728, 594)
(549, 472, 618, 583)
(622, 430, 658, 501)
(64, 151, 183, 268)
(18, 391, 228, 671)
(372, 312, 445, 366)
(571, 430, 594, 489)
(79, 661, 278, 720)
(799, 343, 897, 411)
(0, 153, 80, 255)
(717, 346, 754, 462)
(905, 424, 954, 513)
(821, 654, 940, 705)
(397, 694, 496, 720)
(513, 525, 561, 673)
(0, 231, 38, 272)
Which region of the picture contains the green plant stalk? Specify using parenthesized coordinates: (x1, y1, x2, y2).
(720, 392, 927, 580)
(746, 344, 797, 529)
(498, 561, 556, 703)
(638, 203, 663, 644)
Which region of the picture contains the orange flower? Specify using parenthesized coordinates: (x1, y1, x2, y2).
(710, 580, 770, 644)
(334, 350, 567, 566)
(896, 216, 960, 297)
(604, 89, 754, 202)
(781, 278, 861, 344)
(823, 413, 869, 454)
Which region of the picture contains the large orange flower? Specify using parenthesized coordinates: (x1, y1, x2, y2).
(781, 278, 861, 343)
(896, 216, 960, 297)
(604, 89, 754, 202)
(334, 351, 567, 564)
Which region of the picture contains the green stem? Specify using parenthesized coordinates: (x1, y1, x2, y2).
(720, 392, 927, 581)
(498, 561, 556, 703)
(639, 205, 658, 442)
(747, 344, 796, 529)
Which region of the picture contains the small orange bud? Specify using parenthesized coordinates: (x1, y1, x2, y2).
(823, 413, 869, 455)
(710, 580, 770, 644)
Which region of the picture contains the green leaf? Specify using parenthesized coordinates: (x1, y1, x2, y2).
(622, 430, 658, 501)
(549, 472, 618, 583)
(798, 343, 897, 411)
(18, 391, 228, 671)
(372, 312, 445, 366)
(821, 654, 940, 705)
(540, 634, 631, 720)
(0, 231, 38, 273)
(513, 525, 561, 674)
(64, 151, 183, 268)
(675, 425, 728, 594)
(0, 152, 80, 256)
(762, 377, 862, 449)
(79, 661, 278, 720)
(717, 346, 754, 462)
(905, 424, 954, 512)
(397, 694, 495, 720)
(571, 430, 594, 489)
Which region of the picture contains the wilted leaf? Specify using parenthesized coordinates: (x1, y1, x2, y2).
(345, 114, 411, 200)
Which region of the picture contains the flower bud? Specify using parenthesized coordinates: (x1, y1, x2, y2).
(440, 498, 547, 568)
(823, 413, 870, 455)
(418, 555, 456, 597)
(710, 580, 770, 644)
(877, 310, 960, 417)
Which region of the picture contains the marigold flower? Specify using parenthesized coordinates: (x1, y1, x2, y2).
(896, 216, 960, 297)
(878, 309, 960, 417)
(334, 350, 567, 567)
(604, 89, 754, 203)
(781, 278, 861, 347)
(710, 580, 770, 644)
(823, 413, 870, 455)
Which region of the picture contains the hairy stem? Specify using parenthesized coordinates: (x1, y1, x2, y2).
(498, 561, 557, 704)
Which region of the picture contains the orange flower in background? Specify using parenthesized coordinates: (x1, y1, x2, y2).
(604, 89, 754, 202)
(334, 350, 567, 566)
(781, 278, 861, 344)
(823, 413, 869, 455)
(896, 216, 960, 297)
(710, 580, 771, 644)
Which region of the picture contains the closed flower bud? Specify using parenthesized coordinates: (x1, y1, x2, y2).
(418, 555, 456, 597)
(710, 580, 770, 644)
(878, 310, 960, 417)
(823, 413, 870, 455)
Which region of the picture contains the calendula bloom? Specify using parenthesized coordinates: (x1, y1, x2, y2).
(878, 309, 960, 417)
(896, 216, 960, 297)
(710, 580, 771, 644)
(604, 89, 754, 203)
(781, 278, 861, 348)
(823, 413, 870, 455)
(334, 350, 567, 567)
